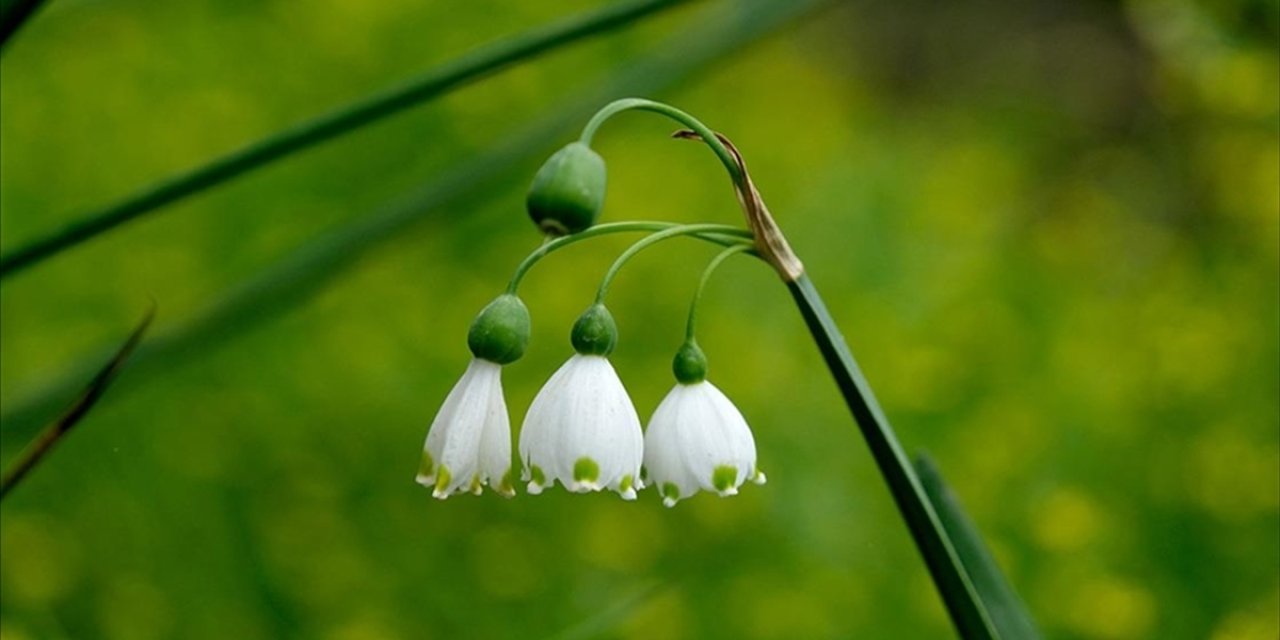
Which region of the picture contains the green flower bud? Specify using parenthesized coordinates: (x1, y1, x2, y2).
(526, 142, 606, 236)
(570, 303, 617, 356)
(467, 294, 531, 364)
(672, 340, 707, 384)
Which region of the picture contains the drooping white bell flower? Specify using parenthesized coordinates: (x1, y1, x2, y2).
(417, 359, 514, 498)
(644, 341, 765, 507)
(416, 295, 530, 499)
(519, 305, 644, 499)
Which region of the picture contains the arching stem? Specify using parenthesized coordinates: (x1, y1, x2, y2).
(685, 243, 753, 341)
(579, 98, 744, 186)
(506, 222, 751, 294)
(594, 224, 753, 304)
(579, 98, 801, 280)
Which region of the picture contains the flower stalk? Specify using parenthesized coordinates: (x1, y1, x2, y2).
(505, 221, 752, 294)
(582, 100, 1006, 634)
(594, 223, 752, 302)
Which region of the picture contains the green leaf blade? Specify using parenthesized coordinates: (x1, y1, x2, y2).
(916, 454, 1042, 640)
(788, 273, 998, 638)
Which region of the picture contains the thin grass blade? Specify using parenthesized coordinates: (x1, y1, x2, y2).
(545, 583, 660, 640)
(0, 306, 155, 500)
(916, 454, 1042, 639)
(0, 0, 689, 278)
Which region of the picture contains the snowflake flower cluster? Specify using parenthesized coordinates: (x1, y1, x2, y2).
(416, 299, 765, 507)
(415, 98, 773, 507)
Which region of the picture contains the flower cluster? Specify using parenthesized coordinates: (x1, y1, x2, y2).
(417, 298, 765, 507)
(416, 98, 770, 507)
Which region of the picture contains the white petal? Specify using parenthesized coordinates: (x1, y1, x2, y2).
(417, 359, 511, 498)
(479, 373, 513, 496)
(520, 355, 643, 497)
(700, 381, 758, 491)
(643, 385, 701, 505)
(518, 353, 576, 488)
(642, 380, 761, 505)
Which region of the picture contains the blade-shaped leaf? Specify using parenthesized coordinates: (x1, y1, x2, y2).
(915, 454, 1042, 639)
(0, 306, 154, 500)
(788, 274, 998, 638)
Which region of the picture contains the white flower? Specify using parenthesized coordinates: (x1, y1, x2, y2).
(519, 354, 644, 499)
(643, 380, 765, 507)
(416, 358, 514, 499)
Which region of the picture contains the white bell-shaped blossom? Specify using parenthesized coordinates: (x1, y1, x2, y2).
(416, 358, 514, 499)
(643, 380, 766, 507)
(519, 354, 644, 499)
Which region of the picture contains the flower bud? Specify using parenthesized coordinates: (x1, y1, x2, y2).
(467, 294, 531, 365)
(672, 340, 707, 384)
(526, 142, 606, 235)
(570, 303, 617, 356)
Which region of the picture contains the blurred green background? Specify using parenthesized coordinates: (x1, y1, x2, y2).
(1, 0, 1277, 638)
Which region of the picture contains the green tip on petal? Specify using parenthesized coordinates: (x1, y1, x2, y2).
(712, 465, 738, 493)
(468, 294, 532, 364)
(619, 474, 634, 493)
(665, 483, 686, 504)
(573, 457, 600, 484)
(530, 465, 547, 487)
(433, 464, 453, 498)
(526, 142, 607, 235)
(498, 469, 516, 497)
(417, 450, 435, 481)
(571, 304, 617, 355)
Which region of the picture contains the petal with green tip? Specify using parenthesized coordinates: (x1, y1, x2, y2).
(417, 358, 514, 499)
(518, 354, 643, 499)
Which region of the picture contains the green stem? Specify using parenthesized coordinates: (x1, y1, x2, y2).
(594, 224, 749, 303)
(787, 274, 997, 639)
(685, 243, 753, 341)
(0, 0, 689, 279)
(506, 222, 751, 294)
(579, 98, 744, 185)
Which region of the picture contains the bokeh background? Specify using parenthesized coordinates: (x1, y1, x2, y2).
(1, 0, 1277, 638)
